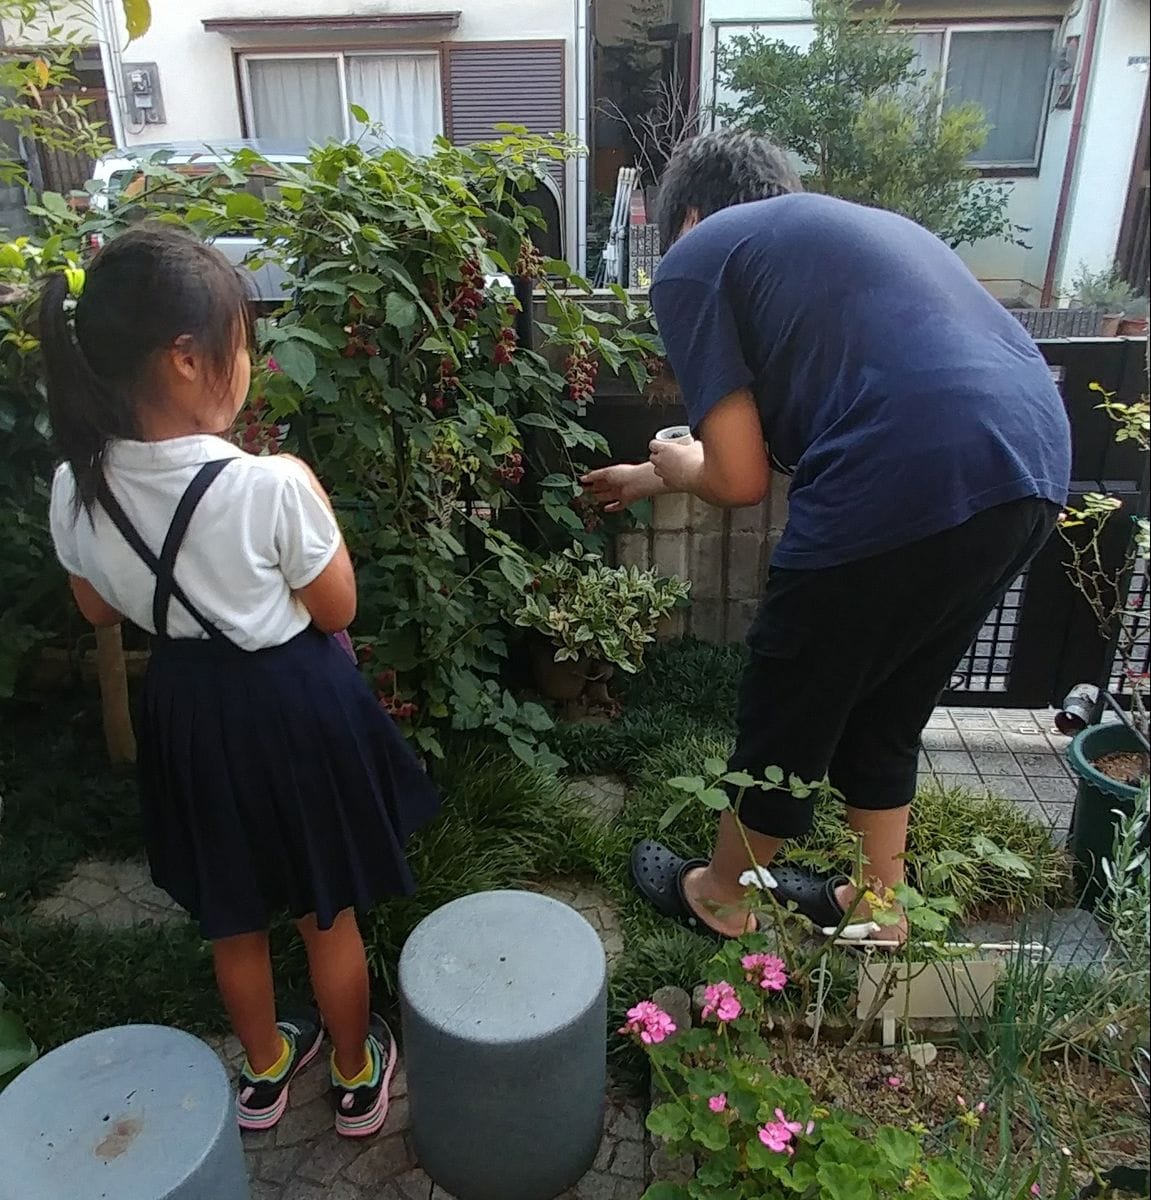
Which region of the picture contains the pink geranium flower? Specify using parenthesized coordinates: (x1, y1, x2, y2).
(708, 1094, 727, 1113)
(741, 953, 789, 992)
(886, 1075, 903, 1089)
(701, 981, 742, 1023)
(617, 1000, 676, 1045)
(266, 356, 281, 373)
(1031, 1187, 1041, 1198)
(757, 1110, 813, 1155)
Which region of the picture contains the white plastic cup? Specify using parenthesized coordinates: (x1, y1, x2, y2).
(655, 425, 693, 444)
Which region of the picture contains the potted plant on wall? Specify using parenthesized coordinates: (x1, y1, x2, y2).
(1119, 296, 1150, 338)
(511, 546, 689, 704)
(1071, 265, 1142, 337)
(1059, 387, 1150, 909)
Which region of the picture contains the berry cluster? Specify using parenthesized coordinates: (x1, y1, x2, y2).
(343, 323, 380, 358)
(565, 340, 599, 404)
(428, 356, 461, 414)
(493, 325, 518, 366)
(450, 258, 484, 323)
(373, 667, 418, 721)
(514, 239, 544, 281)
(498, 451, 524, 486)
(572, 490, 602, 532)
(237, 397, 284, 455)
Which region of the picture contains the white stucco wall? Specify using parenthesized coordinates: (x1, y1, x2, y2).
(45, 0, 583, 267)
(698, 0, 1146, 297)
(1056, 0, 1149, 297)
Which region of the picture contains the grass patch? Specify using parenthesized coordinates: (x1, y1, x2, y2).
(0, 639, 1070, 1080)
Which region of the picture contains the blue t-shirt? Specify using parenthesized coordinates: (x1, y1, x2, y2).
(651, 194, 1071, 570)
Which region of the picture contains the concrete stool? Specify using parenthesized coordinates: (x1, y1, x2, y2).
(400, 889, 607, 1200)
(0, 1024, 248, 1200)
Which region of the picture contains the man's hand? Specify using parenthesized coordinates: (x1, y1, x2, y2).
(648, 437, 705, 493)
(580, 462, 667, 512)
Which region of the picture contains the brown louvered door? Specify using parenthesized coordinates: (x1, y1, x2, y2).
(446, 41, 566, 193)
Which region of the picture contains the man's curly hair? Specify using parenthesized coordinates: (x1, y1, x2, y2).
(655, 130, 802, 252)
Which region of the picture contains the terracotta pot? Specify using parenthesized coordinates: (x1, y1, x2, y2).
(1100, 313, 1123, 337)
(1118, 316, 1149, 337)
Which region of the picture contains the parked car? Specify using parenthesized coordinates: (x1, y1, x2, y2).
(88, 140, 565, 305)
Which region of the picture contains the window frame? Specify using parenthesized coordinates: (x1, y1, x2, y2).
(238, 48, 445, 147)
(901, 19, 1059, 173)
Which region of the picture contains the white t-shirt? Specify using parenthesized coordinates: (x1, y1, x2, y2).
(50, 435, 342, 651)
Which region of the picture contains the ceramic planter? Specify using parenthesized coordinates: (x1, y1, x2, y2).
(1066, 721, 1148, 911)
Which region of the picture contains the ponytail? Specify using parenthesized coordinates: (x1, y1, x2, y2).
(38, 272, 139, 515)
(39, 225, 252, 516)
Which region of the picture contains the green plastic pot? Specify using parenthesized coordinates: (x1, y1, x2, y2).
(1066, 722, 1146, 911)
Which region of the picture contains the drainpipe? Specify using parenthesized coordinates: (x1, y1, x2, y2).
(689, 0, 702, 125)
(574, 0, 589, 277)
(94, 0, 128, 147)
(1041, 0, 1104, 306)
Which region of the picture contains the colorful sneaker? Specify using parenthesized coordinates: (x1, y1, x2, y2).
(331, 1014, 397, 1138)
(236, 1010, 325, 1131)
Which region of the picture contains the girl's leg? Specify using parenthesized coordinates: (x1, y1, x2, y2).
(295, 908, 371, 1079)
(212, 931, 283, 1073)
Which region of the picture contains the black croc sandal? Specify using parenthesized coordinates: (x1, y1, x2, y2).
(630, 839, 750, 941)
(769, 865, 851, 932)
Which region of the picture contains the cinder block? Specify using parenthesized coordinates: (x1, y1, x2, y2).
(766, 473, 791, 530)
(731, 501, 768, 536)
(653, 531, 689, 580)
(727, 532, 765, 600)
(689, 599, 726, 644)
(688, 495, 724, 533)
(688, 533, 725, 599)
(652, 492, 691, 531)
(616, 532, 650, 571)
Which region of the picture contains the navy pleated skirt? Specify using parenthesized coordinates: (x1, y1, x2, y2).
(137, 627, 440, 940)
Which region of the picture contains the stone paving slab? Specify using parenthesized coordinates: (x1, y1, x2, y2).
(208, 1036, 645, 1200)
(33, 858, 183, 926)
(928, 708, 1076, 839)
(568, 774, 627, 824)
(529, 877, 626, 962)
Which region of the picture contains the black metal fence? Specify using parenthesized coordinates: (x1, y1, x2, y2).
(943, 336, 1148, 707)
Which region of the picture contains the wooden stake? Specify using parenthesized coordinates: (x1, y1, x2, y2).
(95, 624, 136, 764)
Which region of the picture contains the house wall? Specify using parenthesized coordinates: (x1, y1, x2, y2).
(1056, 0, 1150, 296)
(698, 0, 1147, 300)
(5, 0, 583, 267)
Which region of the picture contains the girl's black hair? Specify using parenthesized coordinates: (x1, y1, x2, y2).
(655, 130, 803, 253)
(39, 223, 254, 513)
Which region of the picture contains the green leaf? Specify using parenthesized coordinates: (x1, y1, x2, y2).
(0, 1010, 37, 1090)
(925, 1162, 973, 1199)
(694, 1146, 738, 1187)
(763, 766, 785, 786)
(971, 835, 1032, 879)
(874, 1127, 918, 1171)
(704, 756, 728, 778)
(639, 1185, 690, 1200)
(122, 0, 152, 40)
(722, 771, 757, 789)
(271, 340, 316, 389)
(349, 102, 371, 125)
(384, 292, 419, 335)
(657, 795, 692, 832)
(224, 191, 265, 222)
(817, 1162, 874, 1200)
(646, 1102, 691, 1142)
(698, 787, 731, 811)
(667, 776, 703, 794)
(347, 273, 385, 293)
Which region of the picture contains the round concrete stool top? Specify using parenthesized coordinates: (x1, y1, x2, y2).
(0, 1024, 235, 1200)
(400, 889, 606, 1043)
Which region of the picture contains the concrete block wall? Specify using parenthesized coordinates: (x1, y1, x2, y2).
(617, 472, 791, 643)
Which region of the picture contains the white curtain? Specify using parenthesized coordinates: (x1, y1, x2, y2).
(247, 58, 344, 146)
(346, 54, 442, 156)
(945, 29, 1054, 165)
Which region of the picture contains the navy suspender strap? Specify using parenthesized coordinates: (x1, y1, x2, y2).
(96, 459, 234, 642)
